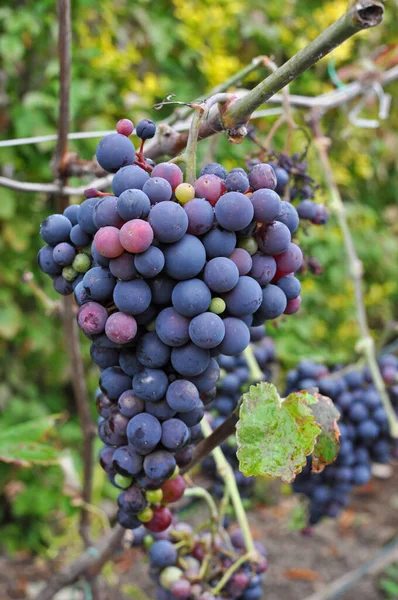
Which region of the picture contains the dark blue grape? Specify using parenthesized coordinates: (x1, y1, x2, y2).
(250, 189, 281, 224)
(63, 204, 80, 225)
(53, 276, 74, 295)
(184, 198, 214, 236)
(348, 403, 368, 422)
(137, 332, 170, 368)
(90, 344, 119, 369)
(155, 307, 190, 347)
(276, 275, 301, 300)
(215, 192, 254, 232)
(260, 284, 287, 320)
(113, 445, 143, 477)
(148, 201, 188, 243)
(119, 350, 142, 376)
(297, 199, 317, 220)
(96, 133, 135, 173)
(109, 252, 137, 280)
(202, 228, 236, 259)
(171, 279, 211, 317)
(136, 119, 156, 140)
(146, 398, 177, 421)
(133, 368, 168, 402)
(352, 464, 371, 485)
(74, 281, 90, 305)
(113, 279, 152, 315)
(91, 241, 110, 267)
(149, 540, 177, 569)
(204, 257, 239, 293)
(256, 221, 291, 256)
(276, 201, 299, 234)
(100, 366, 132, 400)
(112, 166, 150, 197)
(164, 235, 206, 280)
(218, 318, 250, 356)
(199, 162, 227, 179)
(274, 167, 289, 194)
(77, 198, 100, 235)
(37, 245, 63, 276)
(40, 214, 72, 245)
(52, 242, 76, 266)
(118, 485, 147, 514)
(248, 163, 276, 190)
(178, 403, 205, 427)
(189, 312, 225, 348)
(161, 418, 190, 451)
(93, 196, 124, 229)
(188, 358, 220, 393)
(223, 276, 262, 317)
(166, 380, 200, 413)
(357, 419, 380, 442)
(134, 246, 165, 278)
(143, 177, 172, 205)
(83, 267, 116, 302)
(250, 253, 276, 286)
(118, 390, 145, 417)
(117, 509, 141, 529)
(143, 450, 176, 480)
(225, 170, 249, 193)
(127, 413, 162, 454)
(171, 343, 210, 376)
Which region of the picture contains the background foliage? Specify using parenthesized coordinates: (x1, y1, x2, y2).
(0, 0, 397, 554)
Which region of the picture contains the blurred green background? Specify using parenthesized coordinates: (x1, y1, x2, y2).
(0, 0, 397, 555)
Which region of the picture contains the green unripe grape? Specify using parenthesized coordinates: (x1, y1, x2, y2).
(169, 465, 180, 480)
(145, 319, 156, 332)
(209, 297, 226, 315)
(227, 435, 236, 448)
(138, 506, 154, 523)
(175, 183, 195, 205)
(159, 566, 183, 590)
(62, 266, 78, 281)
(73, 253, 91, 273)
(114, 474, 132, 489)
(238, 236, 258, 256)
(146, 489, 163, 504)
(143, 535, 154, 550)
(81, 245, 92, 255)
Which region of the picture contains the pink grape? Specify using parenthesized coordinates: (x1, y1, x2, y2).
(170, 579, 191, 599)
(275, 243, 303, 274)
(151, 162, 183, 191)
(105, 312, 138, 344)
(116, 118, 134, 136)
(119, 219, 154, 253)
(194, 174, 226, 207)
(284, 296, 301, 314)
(94, 226, 124, 258)
(77, 302, 108, 335)
(228, 248, 253, 275)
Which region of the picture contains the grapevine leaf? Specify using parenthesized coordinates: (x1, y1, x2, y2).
(236, 383, 322, 482)
(309, 393, 340, 473)
(0, 414, 64, 467)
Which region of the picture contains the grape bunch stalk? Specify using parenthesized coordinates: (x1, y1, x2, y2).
(37, 114, 308, 595)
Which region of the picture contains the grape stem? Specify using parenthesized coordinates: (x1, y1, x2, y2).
(212, 551, 253, 595)
(312, 116, 398, 438)
(22, 271, 62, 316)
(243, 344, 264, 382)
(184, 93, 233, 185)
(200, 417, 257, 557)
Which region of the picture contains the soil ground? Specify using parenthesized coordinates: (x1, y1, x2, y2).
(1, 464, 398, 600)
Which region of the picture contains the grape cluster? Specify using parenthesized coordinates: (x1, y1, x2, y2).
(37, 117, 304, 531)
(201, 330, 276, 497)
(287, 356, 397, 525)
(130, 521, 267, 600)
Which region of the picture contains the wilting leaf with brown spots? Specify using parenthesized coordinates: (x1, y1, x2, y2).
(310, 393, 340, 473)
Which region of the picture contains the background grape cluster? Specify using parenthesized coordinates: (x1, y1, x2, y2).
(287, 356, 398, 525)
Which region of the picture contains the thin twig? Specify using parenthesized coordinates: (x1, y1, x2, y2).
(54, 0, 95, 547)
(37, 526, 125, 600)
(312, 117, 398, 437)
(22, 272, 61, 316)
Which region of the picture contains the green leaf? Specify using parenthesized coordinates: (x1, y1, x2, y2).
(236, 383, 322, 482)
(310, 393, 341, 473)
(0, 414, 63, 467)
